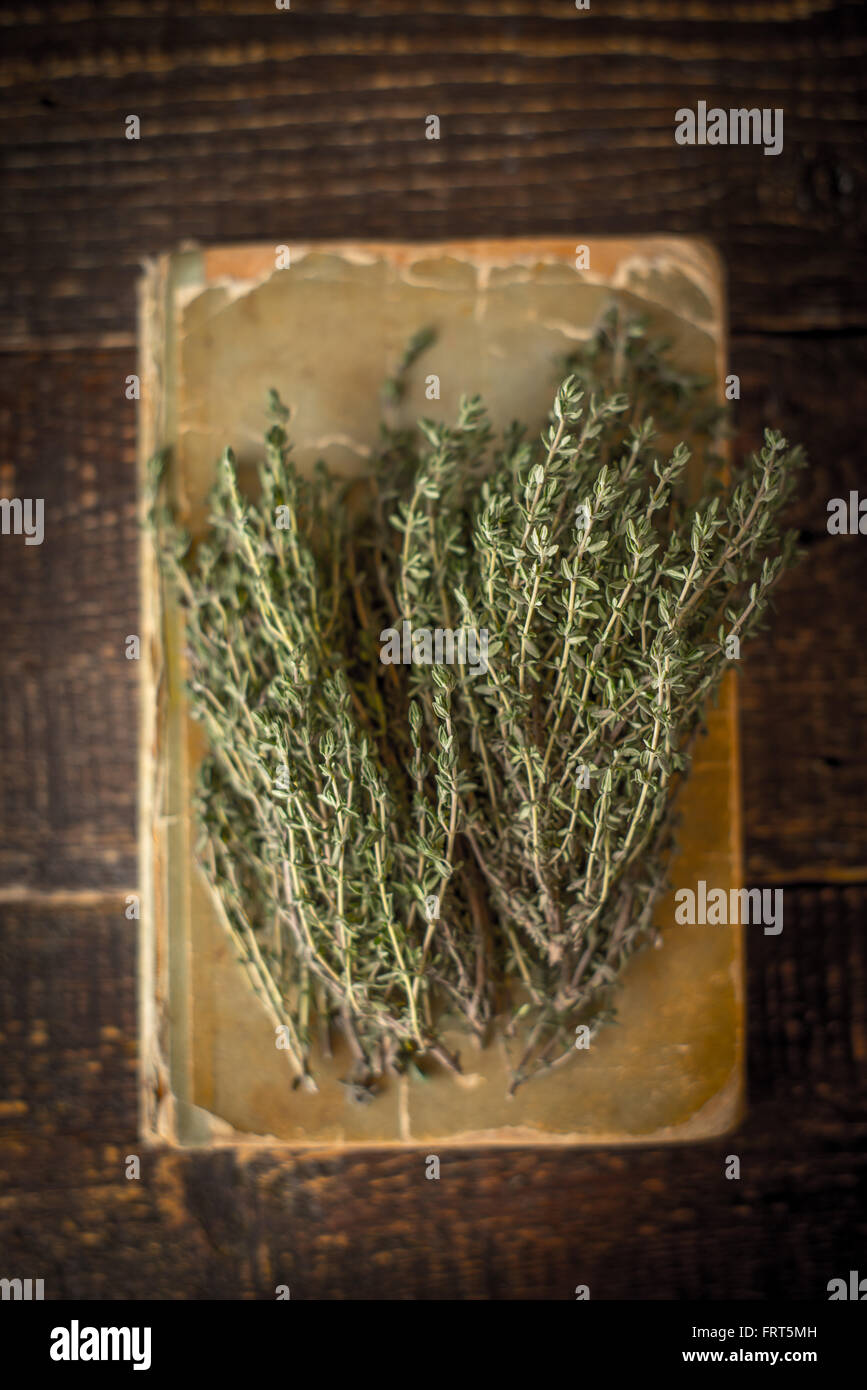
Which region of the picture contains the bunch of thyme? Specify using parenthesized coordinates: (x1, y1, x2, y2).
(150, 308, 805, 1097)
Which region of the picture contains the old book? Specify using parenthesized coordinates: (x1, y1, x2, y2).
(138, 237, 743, 1147)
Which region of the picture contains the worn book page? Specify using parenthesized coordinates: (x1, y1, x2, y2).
(139, 238, 743, 1147)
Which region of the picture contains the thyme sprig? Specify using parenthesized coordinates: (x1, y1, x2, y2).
(150, 309, 805, 1097)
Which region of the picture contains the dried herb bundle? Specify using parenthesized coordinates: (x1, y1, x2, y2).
(150, 309, 804, 1097)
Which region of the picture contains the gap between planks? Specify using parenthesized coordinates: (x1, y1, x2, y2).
(0, 887, 137, 907)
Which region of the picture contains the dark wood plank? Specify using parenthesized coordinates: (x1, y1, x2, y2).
(0, 351, 138, 889)
(732, 333, 867, 882)
(740, 542, 867, 884)
(1, 1, 865, 349)
(0, 903, 138, 1147)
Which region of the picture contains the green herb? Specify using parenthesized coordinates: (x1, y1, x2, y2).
(149, 307, 805, 1097)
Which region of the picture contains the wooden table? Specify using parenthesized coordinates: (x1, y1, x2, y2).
(1, 1, 864, 1300)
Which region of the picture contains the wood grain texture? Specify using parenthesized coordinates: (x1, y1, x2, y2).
(0, 0, 864, 1299)
(0, 352, 138, 890)
(1, 1, 865, 350)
